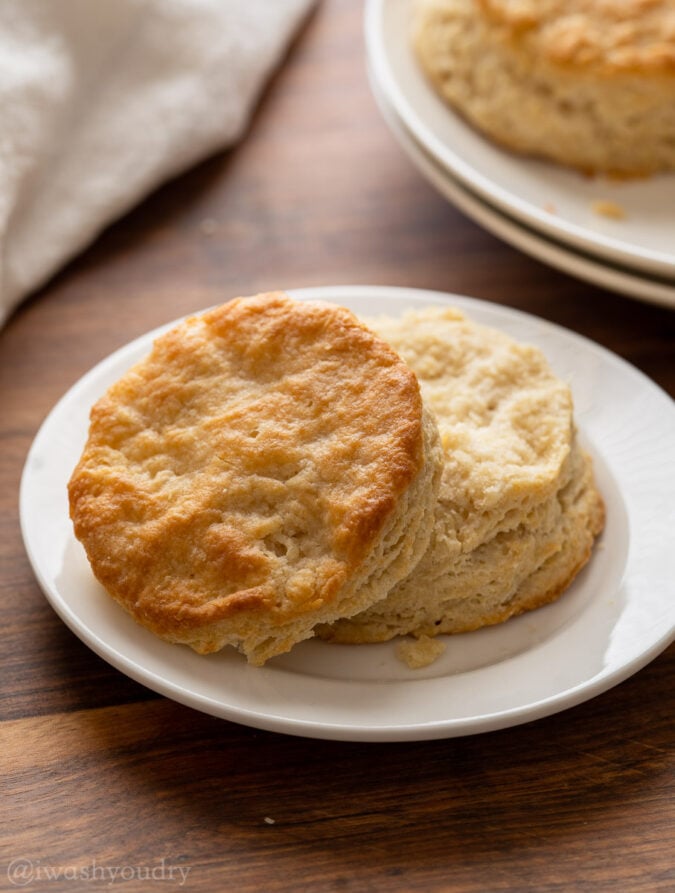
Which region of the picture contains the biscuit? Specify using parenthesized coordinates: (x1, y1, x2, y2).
(318, 307, 604, 644)
(68, 292, 443, 665)
(414, 0, 675, 176)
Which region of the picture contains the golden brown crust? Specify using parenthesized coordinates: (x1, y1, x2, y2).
(68, 292, 437, 662)
(477, 0, 675, 75)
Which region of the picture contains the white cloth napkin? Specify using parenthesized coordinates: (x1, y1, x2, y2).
(0, 0, 315, 326)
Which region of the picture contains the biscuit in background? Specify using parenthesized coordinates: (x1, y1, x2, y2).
(414, 0, 675, 177)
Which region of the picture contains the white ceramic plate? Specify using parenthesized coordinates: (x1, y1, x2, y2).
(20, 287, 675, 741)
(365, 0, 675, 281)
(370, 73, 675, 310)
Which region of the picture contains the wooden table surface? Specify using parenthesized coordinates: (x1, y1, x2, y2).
(2, 2, 673, 890)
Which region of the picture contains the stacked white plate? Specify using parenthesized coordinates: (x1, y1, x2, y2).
(365, 0, 675, 309)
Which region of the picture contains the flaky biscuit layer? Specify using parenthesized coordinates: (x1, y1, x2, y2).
(319, 307, 604, 644)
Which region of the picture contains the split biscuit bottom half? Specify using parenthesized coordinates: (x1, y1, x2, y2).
(413, 0, 675, 177)
(318, 307, 605, 645)
(68, 292, 443, 665)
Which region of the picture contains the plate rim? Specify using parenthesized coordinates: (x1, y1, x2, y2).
(364, 0, 675, 280)
(20, 286, 675, 741)
(368, 72, 675, 311)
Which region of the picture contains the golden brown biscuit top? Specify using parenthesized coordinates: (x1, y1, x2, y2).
(478, 0, 675, 73)
(68, 292, 426, 635)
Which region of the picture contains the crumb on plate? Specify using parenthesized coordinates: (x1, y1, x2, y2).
(395, 634, 446, 669)
(591, 200, 625, 220)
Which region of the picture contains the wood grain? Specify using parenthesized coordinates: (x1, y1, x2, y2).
(1, 1, 673, 890)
